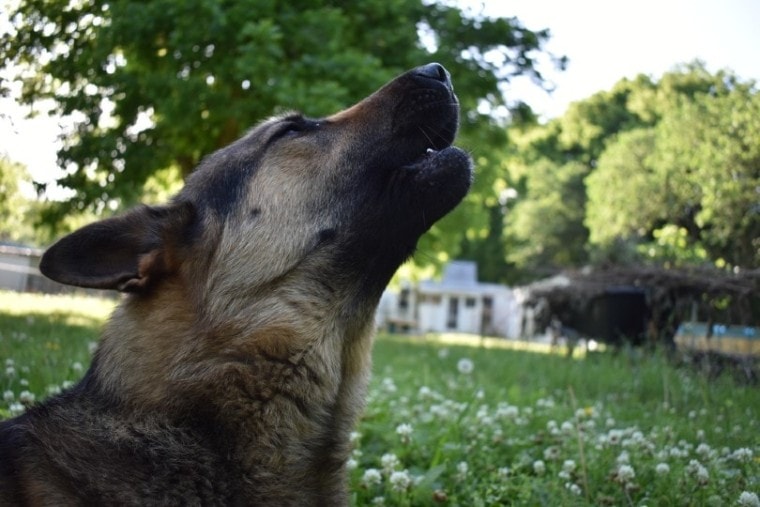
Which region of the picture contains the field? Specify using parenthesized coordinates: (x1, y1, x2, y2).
(1, 290, 758, 506)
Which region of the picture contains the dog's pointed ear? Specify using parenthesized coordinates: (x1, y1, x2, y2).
(39, 201, 196, 292)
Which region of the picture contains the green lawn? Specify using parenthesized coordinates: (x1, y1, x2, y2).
(1, 290, 758, 506)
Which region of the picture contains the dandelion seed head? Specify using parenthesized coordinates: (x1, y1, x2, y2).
(655, 463, 670, 475)
(533, 460, 546, 475)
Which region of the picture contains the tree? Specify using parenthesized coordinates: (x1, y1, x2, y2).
(504, 61, 759, 278)
(1, 0, 560, 271)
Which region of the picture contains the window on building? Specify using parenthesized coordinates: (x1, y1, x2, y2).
(465, 297, 476, 308)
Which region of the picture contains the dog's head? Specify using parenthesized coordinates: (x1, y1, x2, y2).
(41, 64, 472, 310)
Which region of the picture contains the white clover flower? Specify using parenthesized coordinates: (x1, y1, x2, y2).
(3, 390, 14, 402)
(396, 423, 413, 444)
(456, 461, 468, 481)
(361, 468, 382, 487)
(655, 463, 670, 475)
(616, 464, 636, 484)
(607, 429, 623, 445)
(496, 403, 519, 419)
(686, 459, 709, 485)
(5, 358, 14, 367)
(566, 482, 582, 496)
(18, 390, 35, 405)
(396, 423, 413, 437)
(346, 458, 358, 471)
(371, 496, 385, 506)
(561, 421, 575, 435)
(349, 431, 362, 445)
(380, 453, 400, 473)
(62, 380, 75, 389)
(389, 470, 412, 492)
(731, 448, 754, 463)
(533, 460, 546, 475)
(9, 402, 24, 415)
(381, 377, 397, 393)
(738, 491, 760, 507)
(616, 451, 630, 465)
(562, 460, 577, 474)
(457, 358, 474, 374)
(5, 366, 15, 377)
(696, 443, 712, 457)
(497, 467, 510, 479)
(543, 446, 560, 461)
(71, 361, 84, 373)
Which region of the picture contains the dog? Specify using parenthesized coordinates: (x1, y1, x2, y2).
(0, 63, 472, 505)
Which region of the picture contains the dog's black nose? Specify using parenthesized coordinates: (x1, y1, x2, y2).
(414, 63, 452, 90)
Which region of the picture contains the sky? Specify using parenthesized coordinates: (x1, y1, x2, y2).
(2, 0, 760, 187)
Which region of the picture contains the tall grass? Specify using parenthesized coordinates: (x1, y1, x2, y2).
(0, 291, 758, 505)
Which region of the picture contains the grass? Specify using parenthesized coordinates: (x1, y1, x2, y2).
(1, 290, 758, 506)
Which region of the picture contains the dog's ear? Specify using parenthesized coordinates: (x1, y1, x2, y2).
(39, 201, 196, 292)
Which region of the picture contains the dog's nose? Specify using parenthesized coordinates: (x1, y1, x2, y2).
(414, 63, 452, 90)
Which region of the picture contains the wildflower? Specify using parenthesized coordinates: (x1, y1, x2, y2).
(696, 443, 712, 458)
(561, 421, 575, 435)
(381, 377, 397, 393)
(457, 358, 474, 375)
(349, 431, 362, 445)
(562, 460, 577, 474)
(456, 461, 468, 481)
(72, 362, 84, 373)
(361, 468, 382, 487)
(731, 448, 754, 463)
(371, 496, 385, 506)
(346, 458, 358, 471)
(497, 467, 510, 479)
(9, 402, 24, 415)
(686, 459, 709, 485)
(607, 429, 623, 445)
(615, 464, 636, 484)
(396, 423, 413, 444)
(616, 451, 630, 465)
(543, 446, 561, 461)
(738, 491, 760, 507)
(5, 366, 15, 377)
(533, 460, 546, 475)
(18, 390, 35, 405)
(389, 470, 412, 492)
(437, 348, 449, 359)
(655, 463, 670, 475)
(380, 453, 400, 473)
(3, 390, 13, 402)
(566, 482, 582, 496)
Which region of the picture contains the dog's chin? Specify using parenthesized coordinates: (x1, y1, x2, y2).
(401, 145, 473, 218)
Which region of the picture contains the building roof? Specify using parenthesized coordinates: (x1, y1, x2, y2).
(418, 261, 510, 295)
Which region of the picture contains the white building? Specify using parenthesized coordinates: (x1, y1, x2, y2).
(377, 261, 522, 338)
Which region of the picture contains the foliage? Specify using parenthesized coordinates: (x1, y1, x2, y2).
(1, 292, 758, 505)
(1, 0, 561, 266)
(501, 62, 760, 277)
(0, 156, 41, 244)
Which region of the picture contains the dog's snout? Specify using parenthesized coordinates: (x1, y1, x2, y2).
(414, 62, 452, 89)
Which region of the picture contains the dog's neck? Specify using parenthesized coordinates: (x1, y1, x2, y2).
(89, 279, 375, 503)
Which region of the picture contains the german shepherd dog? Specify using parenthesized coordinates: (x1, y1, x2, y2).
(0, 63, 471, 505)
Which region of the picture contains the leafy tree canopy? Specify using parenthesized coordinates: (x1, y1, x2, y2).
(500, 61, 759, 278)
(1, 0, 562, 267)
